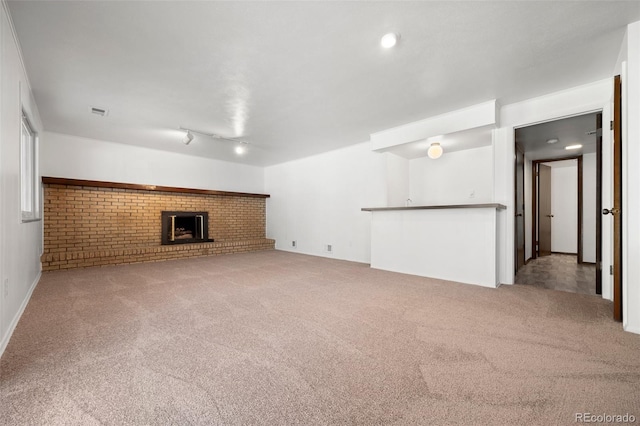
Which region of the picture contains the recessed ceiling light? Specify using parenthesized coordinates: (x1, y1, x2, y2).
(381, 33, 399, 48)
(565, 144, 582, 150)
(546, 138, 559, 144)
(235, 145, 246, 155)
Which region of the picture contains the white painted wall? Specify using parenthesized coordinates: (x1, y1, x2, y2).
(622, 21, 640, 334)
(0, 4, 44, 357)
(409, 146, 493, 205)
(492, 127, 514, 284)
(41, 132, 265, 194)
(265, 142, 386, 263)
(548, 160, 578, 254)
(370, 208, 500, 287)
(265, 141, 495, 264)
(582, 153, 597, 263)
(384, 153, 410, 206)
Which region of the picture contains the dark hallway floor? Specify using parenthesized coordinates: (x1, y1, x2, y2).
(515, 254, 597, 296)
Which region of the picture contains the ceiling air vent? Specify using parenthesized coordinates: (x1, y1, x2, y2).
(89, 106, 109, 117)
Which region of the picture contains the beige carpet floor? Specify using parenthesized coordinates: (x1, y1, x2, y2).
(1, 250, 639, 425)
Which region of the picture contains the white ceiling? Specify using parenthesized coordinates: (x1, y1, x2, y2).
(516, 112, 600, 161)
(7, 1, 640, 166)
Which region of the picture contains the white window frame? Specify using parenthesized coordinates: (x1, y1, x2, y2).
(20, 111, 39, 222)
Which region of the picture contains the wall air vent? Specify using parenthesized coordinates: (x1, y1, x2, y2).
(89, 106, 109, 116)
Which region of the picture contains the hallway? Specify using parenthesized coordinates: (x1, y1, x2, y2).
(515, 254, 597, 296)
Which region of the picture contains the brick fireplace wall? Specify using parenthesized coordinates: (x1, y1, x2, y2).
(42, 179, 274, 270)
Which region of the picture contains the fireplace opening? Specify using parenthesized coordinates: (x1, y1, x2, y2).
(161, 211, 213, 245)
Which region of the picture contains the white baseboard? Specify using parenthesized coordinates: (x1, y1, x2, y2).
(623, 323, 640, 335)
(0, 271, 41, 358)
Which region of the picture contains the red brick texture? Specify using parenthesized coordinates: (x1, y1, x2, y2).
(42, 184, 274, 270)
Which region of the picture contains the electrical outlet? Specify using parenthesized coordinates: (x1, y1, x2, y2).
(469, 189, 475, 199)
(3, 279, 8, 297)
(292, 240, 296, 248)
(326, 244, 332, 253)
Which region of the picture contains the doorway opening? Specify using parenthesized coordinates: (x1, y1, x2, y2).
(533, 157, 583, 261)
(513, 112, 601, 296)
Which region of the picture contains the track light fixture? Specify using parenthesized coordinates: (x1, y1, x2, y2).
(179, 127, 249, 155)
(182, 130, 194, 145)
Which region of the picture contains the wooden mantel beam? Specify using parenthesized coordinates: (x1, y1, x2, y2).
(41, 177, 270, 198)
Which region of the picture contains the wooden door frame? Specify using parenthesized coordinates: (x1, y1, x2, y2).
(596, 113, 603, 295)
(613, 75, 622, 321)
(531, 156, 583, 261)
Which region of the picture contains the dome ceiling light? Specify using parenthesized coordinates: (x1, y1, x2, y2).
(427, 142, 443, 159)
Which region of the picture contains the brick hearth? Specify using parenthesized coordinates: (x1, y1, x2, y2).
(41, 178, 274, 270)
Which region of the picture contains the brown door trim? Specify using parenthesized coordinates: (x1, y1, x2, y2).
(596, 113, 603, 295)
(577, 156, 583, 264)
(531, 156, 583, 261)
(532, 162, 537, 259)
(613, 75, 623, 322)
